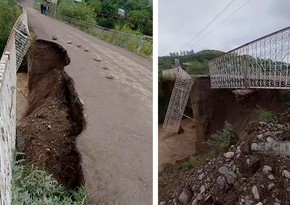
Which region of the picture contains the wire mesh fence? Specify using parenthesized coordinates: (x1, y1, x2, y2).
(162, 67, 193, 133)
(55, 15, 153, 57)
(0, 11, 30, 205)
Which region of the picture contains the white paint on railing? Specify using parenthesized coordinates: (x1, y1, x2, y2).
(0, 10, 30, 205)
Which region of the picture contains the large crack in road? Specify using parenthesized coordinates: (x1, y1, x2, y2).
(20, 0, 153, 204)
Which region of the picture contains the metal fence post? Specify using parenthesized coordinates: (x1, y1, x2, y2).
(137, 36, 144, 54)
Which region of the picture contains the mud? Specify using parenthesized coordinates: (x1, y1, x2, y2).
(16, 39, 85, 189)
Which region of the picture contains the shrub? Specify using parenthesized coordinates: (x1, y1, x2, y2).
(58, 0, 96, 24)
(259, 109, 276, 124)
(12, 160, 87, 205)
(212, 122, 235, 150)
(0, 0, 17, 55)
(180, 156, 201, 171)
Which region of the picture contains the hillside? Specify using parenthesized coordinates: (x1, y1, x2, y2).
(159, 49, 225, 75)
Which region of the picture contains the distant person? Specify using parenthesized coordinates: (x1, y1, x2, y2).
(40, 2, 44, 14)
(42, 0, 48, 15)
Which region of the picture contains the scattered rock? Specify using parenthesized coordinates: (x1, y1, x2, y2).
(268, 183, 275, 190)
(200, 185, 206, 193)
(257, 134, 263, 139)
(178, 190, 192, 204)
(282, 170, 290, 179)
(47, 125, 51, 129)
(93, 54, 101, 62)
(216, 176, 226, 189)
(103, 66, 109, 70)
(218, 166, 237, 184)
(277, 124, 284, 129)
(252, 185, 260, 200)
(266, 137, 275, 143)
(77, 44, 81, 48)
(84, 47, 89, 52)
(196, 193, 202, 201)
(224, 152, 235, 159)
(67, 40, 72, 44)
(247, 158, 251, 165)
(192, 199, 198, 205)
(160, 202, 166, 205)
(268, 174, 274, 180)
(256, 202, 263, 205)
(52, 36, 57, 40)
(262, 165, 272, 175)
(107, 75, 114, 79)
(198, 173, 205, 180)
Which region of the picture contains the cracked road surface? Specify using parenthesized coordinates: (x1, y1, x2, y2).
(22, 2, 152, 204)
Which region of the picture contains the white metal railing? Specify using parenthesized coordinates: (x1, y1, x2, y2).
(209, 26, 290, 89)
(0, 11, 30, 205)
(162, 67, 193, 133)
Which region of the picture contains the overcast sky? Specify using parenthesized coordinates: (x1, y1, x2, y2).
(158, 0, 290, 56)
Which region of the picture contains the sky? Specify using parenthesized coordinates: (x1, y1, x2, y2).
(158, 0, 290, 56)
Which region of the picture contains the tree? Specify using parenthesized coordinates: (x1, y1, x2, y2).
(98, 0, 118, 28)
(86, 0, 101, 13)
(0, 0, 17, 55)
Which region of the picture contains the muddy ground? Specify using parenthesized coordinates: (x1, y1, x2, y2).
(159, 119, 197, 170)
(16, 72, 28, 121)
(16, 40, 85, 189)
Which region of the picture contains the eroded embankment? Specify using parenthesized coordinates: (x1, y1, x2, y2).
(159, 77, 290, 205)
(190, 77, 288, 137)
(17, 39, 85, 189)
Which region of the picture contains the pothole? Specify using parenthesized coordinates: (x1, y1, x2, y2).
(16, 39, 85, 190)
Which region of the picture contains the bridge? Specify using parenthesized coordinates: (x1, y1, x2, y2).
(209, 26, 290, 89)
(163, 26, 290, 134)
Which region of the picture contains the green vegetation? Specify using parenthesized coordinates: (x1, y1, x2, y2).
(0, 0, 18, 55)
(180, 156, 201, 171)
(53, 0, 152, 36)
(211, 122, 235, 150)
(58, 0, 96, 23)
(259, 109, 276, 124)
(159, 49, 224, 74)
(12, 160, 87, 205)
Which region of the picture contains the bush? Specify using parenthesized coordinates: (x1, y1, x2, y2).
(58, 0, 96, 24)
(259, 109, 276, 124)
(12, 160, 87, 205)
(180, 156, 201, 171)
(0, 0, 17, 55)
(212, 122, 235, 150)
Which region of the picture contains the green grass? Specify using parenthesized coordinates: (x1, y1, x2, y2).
(211, 122, 235, 151)
(12, 160, 87, 205)
(259, 109, 276, 124)
(180, 156, 201, 171)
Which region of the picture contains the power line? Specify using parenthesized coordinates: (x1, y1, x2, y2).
(180, 0, 238, 49)
(189, 0, 252, 48)
(186, 0, 237, 46)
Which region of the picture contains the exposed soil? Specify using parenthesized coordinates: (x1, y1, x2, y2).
(16, 39, 85, 189)
(16, 72, 28, 122)
(159, 119, 197, 171)
(159, 77, 290, 205)
(190, 77, 288, 137)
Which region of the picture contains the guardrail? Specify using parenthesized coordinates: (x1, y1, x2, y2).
(209, 26, 290, 89)
(55, 14, 153, 57)
(0, 11, 30, 205)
